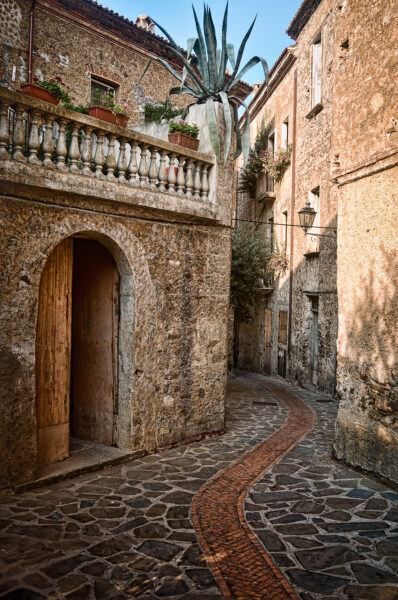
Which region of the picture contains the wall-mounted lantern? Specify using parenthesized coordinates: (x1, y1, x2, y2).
(298, 201, 316, 233)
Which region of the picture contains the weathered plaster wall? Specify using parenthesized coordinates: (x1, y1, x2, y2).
(0, 196, 230, 488)
(288, 0, 338, 394)
(334, 166, 398, 482)
(1, 0, 188, 121)
(332, 0, 398, 483)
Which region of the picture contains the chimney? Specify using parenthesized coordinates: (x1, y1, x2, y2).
(252, 81, 261, 97)
(135, 15, 155, 34)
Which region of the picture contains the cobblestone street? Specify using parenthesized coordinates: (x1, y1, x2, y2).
(0, 373, 397, 600)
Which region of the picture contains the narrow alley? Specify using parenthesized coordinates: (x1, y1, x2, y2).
(0, 373, 397, 599)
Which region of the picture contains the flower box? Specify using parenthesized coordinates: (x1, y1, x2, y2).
(168, 132, 199, 151)
(20, 83, 59, 105)
(88, 106, 128, 127)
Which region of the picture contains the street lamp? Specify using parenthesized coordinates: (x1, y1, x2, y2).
(298, 201, 316, 234)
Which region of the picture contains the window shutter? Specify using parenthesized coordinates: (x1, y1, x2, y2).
(312, 40, 322, 106)
(278, 310, 288, 344)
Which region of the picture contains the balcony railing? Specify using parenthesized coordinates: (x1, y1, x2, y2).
(0, 88, 215, 203)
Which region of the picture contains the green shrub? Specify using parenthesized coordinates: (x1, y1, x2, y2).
(231, 225, 273, 322)
(144, 101, 181, 123)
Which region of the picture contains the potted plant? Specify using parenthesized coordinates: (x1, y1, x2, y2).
(168, 120, 199, 151)
(89, 87, 129, 127)
(20, 76, 71, 105)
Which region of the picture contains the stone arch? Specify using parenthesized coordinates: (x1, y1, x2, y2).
(33, 219, 157, 454)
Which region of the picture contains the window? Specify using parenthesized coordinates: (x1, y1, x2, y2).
(311, 33, 322, 107)
(268, 130, 275, 154)
(90, 77, 117, 105)
(278, 310, 288, 345)
(282, 118, 289, 148)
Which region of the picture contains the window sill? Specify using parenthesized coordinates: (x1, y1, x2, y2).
(306, 102, 323, 119)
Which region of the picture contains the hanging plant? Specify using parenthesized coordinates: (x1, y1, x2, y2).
(238, 124, 270, 196)
(268, 243, 289, 275)
(141, 3, 269, 164)
(261, 146, 291, 182)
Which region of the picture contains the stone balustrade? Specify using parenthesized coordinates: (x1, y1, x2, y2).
(0, 88, 215, 203)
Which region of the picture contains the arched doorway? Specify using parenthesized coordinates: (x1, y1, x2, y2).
(36, 236, 120, 465)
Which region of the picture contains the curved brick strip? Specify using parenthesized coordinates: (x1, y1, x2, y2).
(191, 379, 315, 600)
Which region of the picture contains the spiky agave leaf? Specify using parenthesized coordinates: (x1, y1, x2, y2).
(219, 91, 232, 164)
(218, 2, 229, 88)
(150, 16, 209, 95)
(203, 5, 218, 92)
(227, 56, 269, 92)
(192, 6, 210, 87)
(229, 16, 257, 84)
(229, 95, 251, 162)
(206, 98, 220, 161)
(180, 38, 197, 91)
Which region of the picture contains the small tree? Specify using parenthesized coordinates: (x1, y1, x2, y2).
(230, 225, 273, 323)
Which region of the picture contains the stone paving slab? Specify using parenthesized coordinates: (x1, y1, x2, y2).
(243, 373, 398, 600)
(0, 373, 397, 599)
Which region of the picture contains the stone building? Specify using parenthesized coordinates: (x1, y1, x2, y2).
(235, 0, 338, 395)
(332, 0, 398, 483)
(235, 0, 398, 483)
(0, 0, 245, 488)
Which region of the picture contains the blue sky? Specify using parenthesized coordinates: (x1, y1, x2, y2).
(103, 0, 301, 85)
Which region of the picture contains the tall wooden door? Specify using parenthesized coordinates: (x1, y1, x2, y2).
(264, 308, 272, 374)
(71, 239, 119, 445)
(36, 238, 73, 465)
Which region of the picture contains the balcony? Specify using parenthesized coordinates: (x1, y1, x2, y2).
(256, 171, 275, 202)
(0, 88, 219, 223)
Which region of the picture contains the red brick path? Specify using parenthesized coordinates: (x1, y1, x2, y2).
(191, 379, 315, 600)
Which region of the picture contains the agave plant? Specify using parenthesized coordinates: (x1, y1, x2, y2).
(144, 3, 268, 163)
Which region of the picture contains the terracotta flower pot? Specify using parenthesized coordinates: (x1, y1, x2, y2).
(88, 106, 128, 127)
(20, 83, 59, 105)
(168, 132, 199, 151)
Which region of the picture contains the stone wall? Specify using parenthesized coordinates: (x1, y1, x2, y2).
(288, 0, 337, 394)
(234, 0, 338, 395)
(1, 0, 189, 122)
(332, 0, 398, 483)
(235, 58, 294, 374)
(0, 190, 231, 488)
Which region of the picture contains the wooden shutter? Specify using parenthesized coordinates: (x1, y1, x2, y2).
(36, 239, 73, 465)
(278, 310, 288, 345)
(312, 38, 322, 106)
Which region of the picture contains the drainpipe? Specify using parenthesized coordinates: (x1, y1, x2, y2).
(288, 69, 298, 358)
(28, 0, 36, 84)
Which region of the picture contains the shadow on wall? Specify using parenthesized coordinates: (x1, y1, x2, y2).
(334, 246, 398, 483)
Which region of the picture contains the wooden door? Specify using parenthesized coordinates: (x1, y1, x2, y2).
(71, 239, 119, 445)
(264, 308, 272, 374)
(36, 238, 73, 465)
